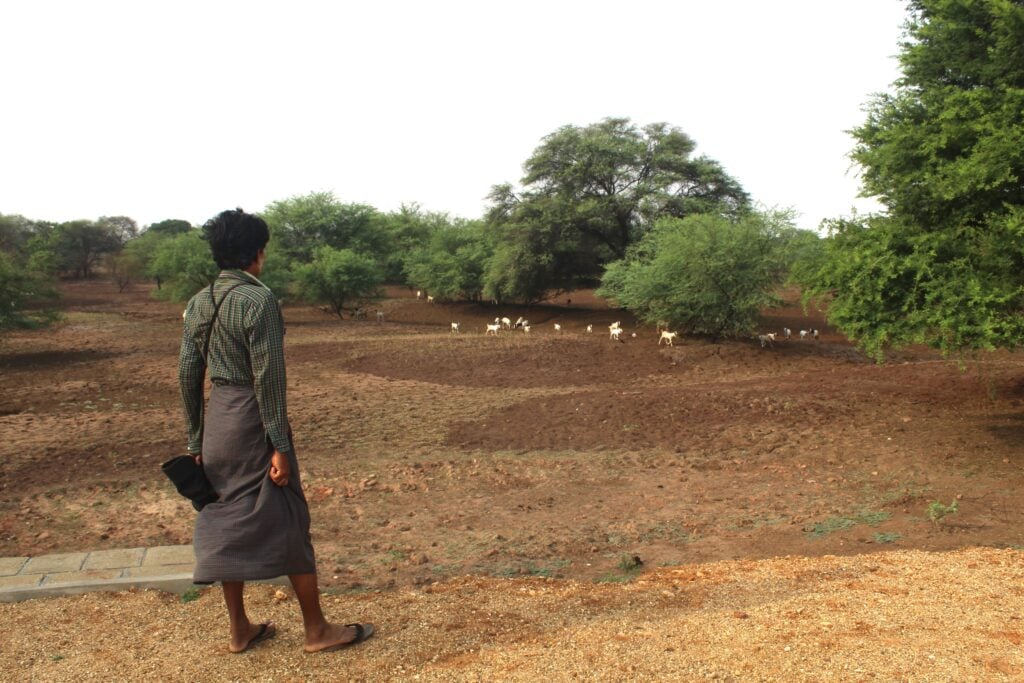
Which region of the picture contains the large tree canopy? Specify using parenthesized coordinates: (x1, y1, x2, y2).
(804, 0, 1024, 359)
(485, 118, 750, 302)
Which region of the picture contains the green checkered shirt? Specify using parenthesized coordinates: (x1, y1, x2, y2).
(178, 269, 292, 456)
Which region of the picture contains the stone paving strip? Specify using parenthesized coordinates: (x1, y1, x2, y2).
(0, 545, 290, 602)
(0, 545, 199, 602)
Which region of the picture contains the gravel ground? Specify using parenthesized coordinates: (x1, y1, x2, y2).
(2, 547, 1022, 681)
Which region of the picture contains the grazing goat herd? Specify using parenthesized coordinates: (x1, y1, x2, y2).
(376, 292, 823, 348)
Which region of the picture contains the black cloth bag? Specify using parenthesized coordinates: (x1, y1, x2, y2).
(161, 455, 218, 511)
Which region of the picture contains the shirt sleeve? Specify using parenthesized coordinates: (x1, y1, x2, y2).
(246, 293, 293, 455)
(177, 296, 206, 454)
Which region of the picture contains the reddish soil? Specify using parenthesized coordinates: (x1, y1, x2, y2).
(2, 280, 1023, 592)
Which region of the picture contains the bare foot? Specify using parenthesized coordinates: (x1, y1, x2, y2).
(229, 621, 276, 654)
(304, 622, 375, 653)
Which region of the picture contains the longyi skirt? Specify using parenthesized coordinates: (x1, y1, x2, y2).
(192, 383, 316, 583)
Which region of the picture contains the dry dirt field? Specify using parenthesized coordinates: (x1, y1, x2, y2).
(2, 280, 1024, 679)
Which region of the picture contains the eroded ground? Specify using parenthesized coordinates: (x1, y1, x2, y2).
(2, 281, 1023, 592)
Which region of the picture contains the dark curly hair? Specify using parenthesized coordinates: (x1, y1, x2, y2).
(202, 208, 270, 269)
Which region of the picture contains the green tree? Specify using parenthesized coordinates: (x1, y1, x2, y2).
(147, 231, 219, 301)
(263, 192, 390, 263)
(97, 215, 139, 244)
(380, 204, 451, 284)
(145, 219, 192, 236)
(257, 249, 295, 301)
(47, 220, 122, 278)
(108, 251, 146, 292)
(404, 219, 493, 301)
(485, 118, 750, 301)
(805, 0, 1024, 359)
(0, 213, 45, 254)
(0, 250, 59, 330)
(294, 247, 384, 318)
(597, 211, 792, 338)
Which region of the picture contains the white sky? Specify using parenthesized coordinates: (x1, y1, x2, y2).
(0, 1, 907, 232)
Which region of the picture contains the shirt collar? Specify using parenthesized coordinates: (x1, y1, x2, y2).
(219, 269, 270, 290)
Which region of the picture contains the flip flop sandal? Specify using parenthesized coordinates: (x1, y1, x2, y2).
(308, 623, 375, 654)
(232, 622, 276, 654)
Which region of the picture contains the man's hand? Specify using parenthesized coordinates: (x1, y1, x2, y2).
(269, 450, 290, 487)
(192, 453, 202, 466)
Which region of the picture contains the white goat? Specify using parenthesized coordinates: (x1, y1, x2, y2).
(376, 310, 384, 323)
(799, 329, 809, 340)
(586, 324, 593, 333)
(553, 323, 562, 333)
(758, 333, 776, 348)
(523, 324, 531, 333)
(610, 327, 623, 341)
(451, 322, 460, 334)
(427, 295, 435, 304)
(501, 316, 512, 329)
(812, 328, 820, 340)
(514, 316, 526, 329)
(659, 331, 678, 346)
(485, 323, 500, 336)
(416, 290, 423, 300)
(782, 327, 792, 339)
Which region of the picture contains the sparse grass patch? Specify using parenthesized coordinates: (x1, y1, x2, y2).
(180, 587, 201, 603)
(807, 510, 892, 538)
(382, 550, 407, 563)
(874, 532, 901, 544)
(617, 554, 644, 572)
(639, 520, 691, 543)
(493, 559, 571, 578)
(595, 572, 635, 583)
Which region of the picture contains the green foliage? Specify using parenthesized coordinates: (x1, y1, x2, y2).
(145, 219, 192, 236)
(263, 192, 390, 264)
(807, 510, 892, 538)
(809, 0, 1024, 358)
(404, 219, 493, 301)
(379, 204, 451, 284)
(874, 532, 902, 544)
(147, 231, 219, 301)
(294, 246, 384, 318)
(257, 249, 294, 300)
(0, 250, 60, 330)
(616, 554, 644, 572)
(108, 251, 146, 292)
(122, 229, 172, 273)
(597, 211, 792, 338)
(803, 211, 1024, 361)
(96, 215, 139, 244)
(484, 118, 750, 301)
(0, 213, 46, 254)
(180, 587, 201, 603)
(46, 219, 123, 278)
(778, 227, 825, 285)
(927, 499, 959, 524)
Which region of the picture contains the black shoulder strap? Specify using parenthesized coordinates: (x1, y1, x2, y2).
(203, 281, 246, 361)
